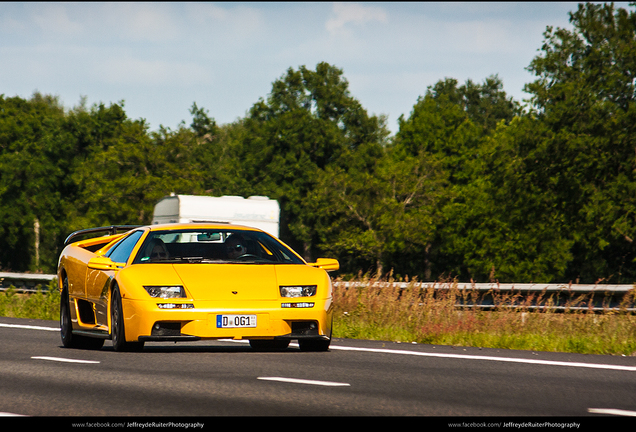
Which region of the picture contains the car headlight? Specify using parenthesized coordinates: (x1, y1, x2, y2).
(144, 285, 186, 299)
(279, 285, 317, 298)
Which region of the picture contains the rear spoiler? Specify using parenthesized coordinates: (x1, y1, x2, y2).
(64, 225, 142, 246)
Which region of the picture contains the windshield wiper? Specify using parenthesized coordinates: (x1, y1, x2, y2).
(160, 256, 276, 264)
(172, 256, 207, 263)
(172, 257, 243, 264)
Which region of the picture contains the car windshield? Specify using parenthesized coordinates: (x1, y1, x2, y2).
(132, 229, 304, 265)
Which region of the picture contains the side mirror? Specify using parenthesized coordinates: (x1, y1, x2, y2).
(88, 256, 121, 270)
(308, 258, 339, 272)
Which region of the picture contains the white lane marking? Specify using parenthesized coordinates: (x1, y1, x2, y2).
(0, 412, 26, 416)
(31, 356, 100, 364)
(588, 408, 636, 417)
(329, 345, 636, 372)
(10, 323, 636, 373)
(258, 377, 350, 387)
(0, 323, 58, 331)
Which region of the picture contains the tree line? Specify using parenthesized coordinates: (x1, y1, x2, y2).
(1, 3, 634, 283)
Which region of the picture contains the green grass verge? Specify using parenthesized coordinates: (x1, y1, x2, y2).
(332, 313, 636, 355)
(0, 281, 60, 321)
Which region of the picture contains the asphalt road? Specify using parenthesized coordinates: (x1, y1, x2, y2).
(1, 316, 636, 423)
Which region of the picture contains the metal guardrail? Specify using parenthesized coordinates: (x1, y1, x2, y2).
(335, 281, 634, 292)
(333, 281, 636, 313)
(0, 272, 57, 293)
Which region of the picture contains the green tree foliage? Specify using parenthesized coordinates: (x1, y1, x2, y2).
(0, 93, 78, 272)
(394, 76, 522, 281)
(70, 118, 202, 229)
(439, 117, 574, 282)
(523, 2, 636, 282)
(237, 62, 388, 260)
(0, 97, 219, 272)
(396, 76, 518, 180)
(314, 147, 446, 277)
(66, 101, 231, 233)
(189, 102, 218, 139)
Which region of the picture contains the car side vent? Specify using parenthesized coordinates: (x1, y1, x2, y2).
(76, 299, 96, 325)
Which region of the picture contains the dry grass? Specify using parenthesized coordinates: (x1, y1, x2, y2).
(332, 276, 636, 356)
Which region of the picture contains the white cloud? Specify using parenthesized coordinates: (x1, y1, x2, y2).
(117, 3, 180, 41)
(84, 3, 181, 42)
(0, 14, 27, 34)
(30, 4, 84, 37)
(183, 3, 264, 40)
(95, 57, 211, 87)
(440, 18, 555, 55)
(326, 2, 387, 36)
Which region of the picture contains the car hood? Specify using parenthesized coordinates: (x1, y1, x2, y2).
(121, 263, 325, 301)
(172, 263, 279, 301)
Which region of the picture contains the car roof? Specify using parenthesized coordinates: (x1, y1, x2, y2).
(147, 223, 263, 233)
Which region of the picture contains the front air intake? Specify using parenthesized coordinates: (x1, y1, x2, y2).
(291, 321, 319, 336)
(151, 322, 182, 336)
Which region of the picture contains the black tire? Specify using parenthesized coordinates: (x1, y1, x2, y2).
(60, 277, 104, 350)
(298, 338, 330, 352)
(60, 278, 74, 348)
(249, 339, 290, 352)
(110, 285, 144, 352)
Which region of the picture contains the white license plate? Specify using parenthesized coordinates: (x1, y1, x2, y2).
(216, 314, 257, 328)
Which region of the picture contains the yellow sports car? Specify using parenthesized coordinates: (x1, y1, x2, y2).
(57, 224, 339, 352)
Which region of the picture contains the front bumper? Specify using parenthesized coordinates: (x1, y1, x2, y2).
(122, 297, 333, 343)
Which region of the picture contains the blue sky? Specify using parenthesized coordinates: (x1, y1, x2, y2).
(1, 2, 624, 134)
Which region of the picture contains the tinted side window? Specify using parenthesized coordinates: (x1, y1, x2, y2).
(106, 231, 144, 264)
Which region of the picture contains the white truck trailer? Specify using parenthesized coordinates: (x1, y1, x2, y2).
(152, 194, 280, 238)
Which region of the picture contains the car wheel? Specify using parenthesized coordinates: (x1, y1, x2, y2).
(60, 277, 104, 350)
(249, 339, 290, 352)
(60, 278, 74, 348)
(110, 285, 144, 352)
